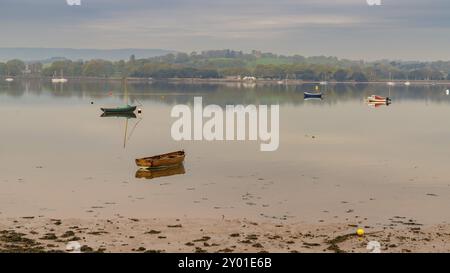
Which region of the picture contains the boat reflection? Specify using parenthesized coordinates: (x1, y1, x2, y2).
(135, 164, 186, 180)
(366, 101, 391, 108)
(100, 112, 137, 119)
(100, 109, 142, 149)
(304, 97, 323, 102)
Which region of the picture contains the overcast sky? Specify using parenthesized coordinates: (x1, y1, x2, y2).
(1, 0, 450, 60)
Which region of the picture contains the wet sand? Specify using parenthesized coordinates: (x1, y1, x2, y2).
(1, 216, 449, 253)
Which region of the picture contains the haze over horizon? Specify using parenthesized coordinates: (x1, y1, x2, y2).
(1, 0, 450, 61)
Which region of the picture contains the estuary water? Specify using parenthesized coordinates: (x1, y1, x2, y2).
(1, 80, 450, 225)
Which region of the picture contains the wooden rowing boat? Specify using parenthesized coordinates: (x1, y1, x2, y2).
(135, 151, 185, 168)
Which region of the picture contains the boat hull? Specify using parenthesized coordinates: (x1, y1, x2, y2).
(367, 95, 391, 104)
(304, 92, 323, 99)
(136, 151, 185, 168)
(101, 105, 137, 114)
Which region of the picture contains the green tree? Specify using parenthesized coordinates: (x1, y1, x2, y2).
(333, 69, 349, 82)
(0, 62, 6, 76)
(6, 59, 25, 76)
(350, 72, 368, 82)
(83, 60, 114, 77)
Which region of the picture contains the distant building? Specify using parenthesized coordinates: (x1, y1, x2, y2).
(252, 50, 262, 58)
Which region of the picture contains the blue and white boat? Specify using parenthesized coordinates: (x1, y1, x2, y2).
(304, 92, 323, 100)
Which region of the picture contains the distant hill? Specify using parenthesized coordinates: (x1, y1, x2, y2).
(0, 48, 174, 62)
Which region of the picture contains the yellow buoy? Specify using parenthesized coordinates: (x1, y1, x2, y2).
(356, 228, 365, 237)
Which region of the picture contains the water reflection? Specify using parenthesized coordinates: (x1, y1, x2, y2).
(99, 111, 142, 149)
(135, 164, 186, 180)
(2, 79, 450, 224)
(1, 80, 450, 106)
(100, 112, 137, 119)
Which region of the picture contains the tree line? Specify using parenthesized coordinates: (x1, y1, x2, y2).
(1, 50, 450, 81)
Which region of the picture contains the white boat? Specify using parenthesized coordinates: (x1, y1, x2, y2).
(387, 72, 395, 86)
(5, 78, 14, 82)
(51, 70, 68, 83)
(319, 81, 328, 86)
(242, 76, 256, 82)
(52, 78, 68, 83)
(404, 81, 411, 86)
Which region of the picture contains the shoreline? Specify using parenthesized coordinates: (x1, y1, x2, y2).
(5, 76, 450, 86)
(1, 216, 449, 253)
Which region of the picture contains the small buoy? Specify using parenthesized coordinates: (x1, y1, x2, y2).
(356, 228, 365, 237)
(138, 108, 142, 114)
(90, 101, 94, 105)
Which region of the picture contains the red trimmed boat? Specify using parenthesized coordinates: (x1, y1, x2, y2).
(367, 95, 391, 103)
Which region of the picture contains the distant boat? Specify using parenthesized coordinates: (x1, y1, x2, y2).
(304, 92, 323, 99)
(367, 95, 391, 103)
(404, 81, 411, 86)
(100, 105, 137, 114)
(387, 72, 395, 86)
(52, 78, 68, 83)
(319, 81, 328, 86)
(5, 77, 13, 82)
(242, 76, 256, 82)
(51, 70, 68, 83)
(136, 151, 185, 169)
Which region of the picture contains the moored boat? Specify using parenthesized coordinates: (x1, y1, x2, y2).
(367, 95, 391, 103)
(304, 92, 323, 99)
(101, 78, 137, 114)
(51, 70, 68, 83)
(101, 105, 137, 114)
(136, 151, 185, 168)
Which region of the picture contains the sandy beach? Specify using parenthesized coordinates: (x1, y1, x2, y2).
(1, 216, 449, 253)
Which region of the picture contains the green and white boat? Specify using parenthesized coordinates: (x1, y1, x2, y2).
(101, 105, 137, 114)
(101, 78, 136, 114)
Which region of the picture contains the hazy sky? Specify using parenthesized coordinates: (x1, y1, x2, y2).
(1, 0, 450, 60)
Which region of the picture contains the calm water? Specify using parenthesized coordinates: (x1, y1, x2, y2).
(1, 80, 450, 225)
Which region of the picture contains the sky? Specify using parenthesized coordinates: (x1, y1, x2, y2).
(1, 0, 450, 61)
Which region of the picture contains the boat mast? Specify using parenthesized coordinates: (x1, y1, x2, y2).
(124, 77, 129, 105)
